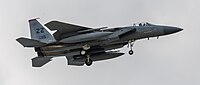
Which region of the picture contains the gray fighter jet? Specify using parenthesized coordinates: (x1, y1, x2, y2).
(16, 19, 183, 67)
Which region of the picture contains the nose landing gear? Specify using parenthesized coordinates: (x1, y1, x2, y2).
(129, 50, 134, 55)
(127, 40, 135, 55)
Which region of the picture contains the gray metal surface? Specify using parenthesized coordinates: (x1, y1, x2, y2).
(16, 20, 183, 67)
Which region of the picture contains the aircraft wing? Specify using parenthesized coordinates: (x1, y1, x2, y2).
(45, 21, 92, 40)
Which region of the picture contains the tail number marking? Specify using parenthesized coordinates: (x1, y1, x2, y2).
(38, 35, 47, 39)
(36, 28, 44, 34)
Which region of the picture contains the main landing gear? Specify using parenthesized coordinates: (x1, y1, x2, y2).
(85, 55, 93, 66)
(80, 44, 93, 66)
(80, 51, 93, 66)
(127, 40, 135, 55)
(80, 44, 90, 56)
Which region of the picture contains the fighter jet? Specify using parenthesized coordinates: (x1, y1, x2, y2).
(16, 19, 183, 67)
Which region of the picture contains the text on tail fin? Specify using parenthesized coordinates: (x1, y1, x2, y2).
(29, 19, 55, 43)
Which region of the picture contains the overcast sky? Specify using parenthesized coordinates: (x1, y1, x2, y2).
(0, 0, 200, 85)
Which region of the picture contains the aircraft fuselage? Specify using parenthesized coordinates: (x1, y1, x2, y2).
(38, 23, 182, 58)
(17, 20, 183, 67)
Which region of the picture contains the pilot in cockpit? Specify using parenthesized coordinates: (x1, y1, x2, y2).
(139, 23, 142, 26)
(142, 22, 150, 26)
(134, 22, 152, 26)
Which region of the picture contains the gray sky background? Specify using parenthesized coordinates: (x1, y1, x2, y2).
(0, 0, 200, 85)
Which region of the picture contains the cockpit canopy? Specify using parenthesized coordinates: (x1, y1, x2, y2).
(133, 22, 153, 26)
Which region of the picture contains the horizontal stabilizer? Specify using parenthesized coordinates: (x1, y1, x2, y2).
(16, 37, 47, 47)
(32, 57, 52, 67)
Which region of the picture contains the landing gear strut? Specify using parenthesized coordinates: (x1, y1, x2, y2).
(82, 44, 90, 50)
(127, 40, 135, 55)
(85, 55, 93, 66)
(81, 44, 93, 66)
(80, 50, 86, 55)
(81, 44, 90, 55)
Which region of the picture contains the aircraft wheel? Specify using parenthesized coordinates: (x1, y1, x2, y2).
(85, 58, 93, 66)
(80, 50, 86, 55)
(129, 50, 134, 55)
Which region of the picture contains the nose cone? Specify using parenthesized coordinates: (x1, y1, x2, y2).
(163, 27, 183, 35)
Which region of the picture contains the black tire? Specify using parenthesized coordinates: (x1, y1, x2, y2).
(129, 50, 134, 55)
(85, 59, 93, 66)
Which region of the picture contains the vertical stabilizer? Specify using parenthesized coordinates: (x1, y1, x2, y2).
(29, 19, 55, 43)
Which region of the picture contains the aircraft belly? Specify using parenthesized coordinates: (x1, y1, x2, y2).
(91, 52, 124, 61)
(43, 51, 66, 56)
(41, 44, 83, 52)
(60, 32, 112, 43)
(73, 52, 124, 62)
(103, 43, 124, 50)
(43, 50, 82, 57)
